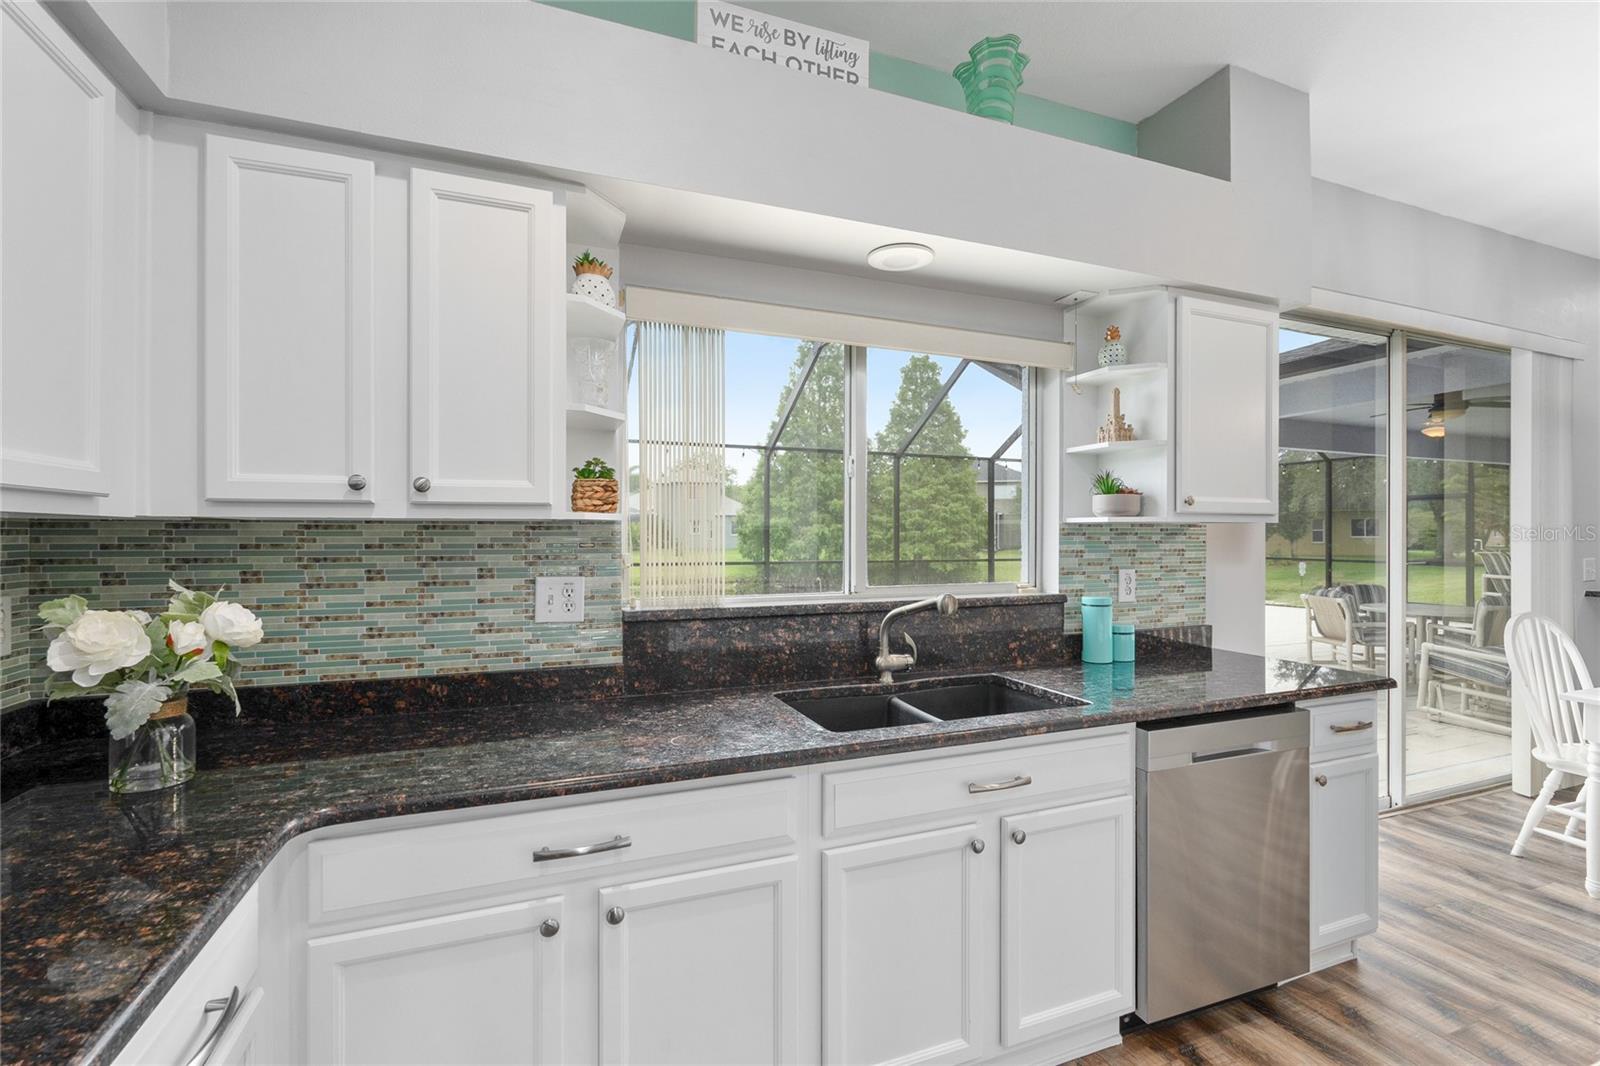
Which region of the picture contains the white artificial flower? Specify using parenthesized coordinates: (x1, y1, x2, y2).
(166, 620, 210, 658)
(104, 679, 173, 740)
(128, 610, 152, 625)
(200, 601, 263, 649)
(46, 611, 152, 688)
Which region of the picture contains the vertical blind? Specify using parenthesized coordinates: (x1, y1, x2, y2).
(636, 321, 727, 606)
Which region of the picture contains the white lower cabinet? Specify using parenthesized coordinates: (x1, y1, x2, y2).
(306, 897, 566, 1065)
(599, 857, 800, 1065)
(822, 824, 989, 1066)
(1310, 751, 1381, 953)
(999, 796, 1134, 1048)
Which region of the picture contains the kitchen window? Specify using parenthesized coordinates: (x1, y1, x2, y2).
(628, 326, 1034, 604)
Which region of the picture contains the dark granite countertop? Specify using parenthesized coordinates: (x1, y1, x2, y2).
(1, 649, 1392, 1065)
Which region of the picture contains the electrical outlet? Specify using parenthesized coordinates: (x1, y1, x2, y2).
(535, 577, 585, 623)
(0, 596, 11, 657)
(1585, 557, 1598, 582)
(1118, 569, 1136, 603)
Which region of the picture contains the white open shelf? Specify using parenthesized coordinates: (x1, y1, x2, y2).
(552, 509, 623, 522)
(567, 403, 626, 430)
(1065, 438, 1168, 456)
(1066, 362, 1165, 389)
(1064, 514, 1174, 525)
(566, 292, 626, 340)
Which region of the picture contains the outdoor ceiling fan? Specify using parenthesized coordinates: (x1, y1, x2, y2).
(1372, 389, 1509, 438)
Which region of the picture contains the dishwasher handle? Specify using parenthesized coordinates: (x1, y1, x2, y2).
(1192, 743, 1282, 764)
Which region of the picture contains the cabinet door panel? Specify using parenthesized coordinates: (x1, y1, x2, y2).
(823, 825, 988, 1066)
(203, 135, 375, 503)
(409, 169, 555, 505)
(1, 0, 114, 496)
(999, 796, 1133, 1047)
(1175, 295, 1278, 517)
(306, 898, 564, 1065)
(1310, 753, 1380, 949)
(599, 857, 799, 1065)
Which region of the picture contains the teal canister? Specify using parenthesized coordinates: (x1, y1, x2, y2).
(1112, 622, 1136, 663)
(1081, 596, 1114, 664)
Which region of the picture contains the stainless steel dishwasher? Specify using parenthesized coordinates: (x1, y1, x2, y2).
(1135, 707, 1309, 1023)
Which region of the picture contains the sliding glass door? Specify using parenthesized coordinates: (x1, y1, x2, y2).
(1270, 321, 1391, 795)
(1401, 336, 1513, 799)
(1271, 324, 1514, 807)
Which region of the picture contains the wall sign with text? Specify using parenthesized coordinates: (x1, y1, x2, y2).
(697, 1, 868, 87)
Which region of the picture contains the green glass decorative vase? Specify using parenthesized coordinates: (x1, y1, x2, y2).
(952, 35, 1030, 124)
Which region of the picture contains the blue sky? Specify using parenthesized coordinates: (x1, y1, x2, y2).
(628, 330, 1024, 480)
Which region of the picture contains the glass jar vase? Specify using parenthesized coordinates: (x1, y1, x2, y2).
(108, 697, 196, 794)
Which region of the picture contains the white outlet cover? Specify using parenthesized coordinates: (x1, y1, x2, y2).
(1585, 557, 1598, 582)
(1118, 569, 1136, 603)
(535, 577, 585, 623)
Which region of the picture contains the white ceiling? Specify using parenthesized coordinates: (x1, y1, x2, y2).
(583, 175, 1162, 303)
(742, 0, 1600, 259)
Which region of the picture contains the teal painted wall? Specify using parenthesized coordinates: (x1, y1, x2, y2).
(544, 1, 1137, 155)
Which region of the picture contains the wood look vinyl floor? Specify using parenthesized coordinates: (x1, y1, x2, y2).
(1079, 788, 1600, 1066)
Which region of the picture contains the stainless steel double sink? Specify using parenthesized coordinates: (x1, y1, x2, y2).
(780, 675, 1088, 732)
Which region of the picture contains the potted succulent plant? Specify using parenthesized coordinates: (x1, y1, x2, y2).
(1090, 470, 1142, 517)
(571, 250, 616, 307)
(571, 456, 619, 514)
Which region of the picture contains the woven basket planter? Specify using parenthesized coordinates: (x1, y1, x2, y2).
(571, 478, 619, 514)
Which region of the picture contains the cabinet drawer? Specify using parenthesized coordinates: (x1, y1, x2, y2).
(309, 776, 799, 923)
(1308, 696, 1381, 760)
(821, 732, 1131, 837)
(113, 887, 259, 1065)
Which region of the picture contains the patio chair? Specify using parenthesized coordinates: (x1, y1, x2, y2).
(1504, 613, 1590, 864)
(1302, 586, 1385, 668)
(1478, 549, 1512, 601)
(1416, 598, 1512, 734)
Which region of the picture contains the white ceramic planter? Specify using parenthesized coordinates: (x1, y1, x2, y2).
(1091, 493, 1142, 517)
(572, 272, 616, 307)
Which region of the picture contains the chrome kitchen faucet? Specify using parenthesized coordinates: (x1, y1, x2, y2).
(874, 594, 959, 683)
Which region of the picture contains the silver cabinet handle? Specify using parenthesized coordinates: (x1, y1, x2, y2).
(1011, 829, 1027, 845)
(1184, 495, 1196, 507)
(969, 774, 1032, 794)
(606, 906, 626, 925)
(1315, 774, 1328, 787)
(183, 987, 241, 1066)
(1329, 720, 1374, 733)
(412, 476, 432, 493)
(347, 473, 367, 491)
(532, 834, 632, 862)
(539, 918, 560, 938)
(970, 839, 985, 854)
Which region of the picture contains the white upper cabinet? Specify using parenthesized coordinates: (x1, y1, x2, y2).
(203, 135, 376, 504)
(1174, 295, 1279, 519)
(408, 168, 558, 507)
(1, 0, 115, 499)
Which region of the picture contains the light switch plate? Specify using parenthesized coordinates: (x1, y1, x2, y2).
(1118, 569, 1136, 603)
(1585, 557, 1598, 582)
(535, 577, 585, 623)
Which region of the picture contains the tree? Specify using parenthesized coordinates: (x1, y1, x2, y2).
(866, 355, 988, 584)
(732, 343, 846, 589)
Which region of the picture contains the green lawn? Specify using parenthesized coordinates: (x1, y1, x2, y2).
(1266, 559, 1488, 608)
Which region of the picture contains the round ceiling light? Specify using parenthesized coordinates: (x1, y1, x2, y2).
(866, 243, 935, 272)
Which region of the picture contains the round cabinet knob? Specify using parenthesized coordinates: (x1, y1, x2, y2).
(606, 906, 626, 926)
(1184, 495, 1196, 507)
(347, 474, 367, 491)
(1011, 830, 1027, 845)
(970, 839, 985, 854)
(539, 918, 560, 938)
(412, 476, 432, 493)
(1315, 774, 1328, 787)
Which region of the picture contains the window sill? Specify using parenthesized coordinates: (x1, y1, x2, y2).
(624, 590, 1066, 622)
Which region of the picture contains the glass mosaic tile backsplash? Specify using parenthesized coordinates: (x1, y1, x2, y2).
(0, 519, 623, 710)
(1059, 523, 1207, 634)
